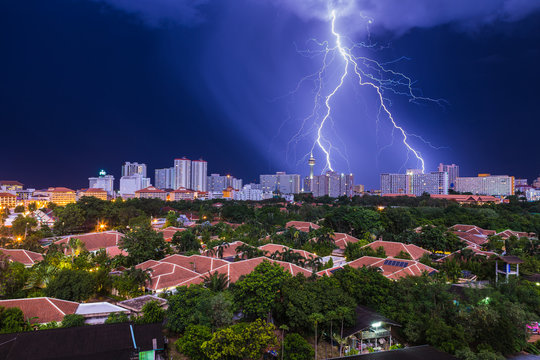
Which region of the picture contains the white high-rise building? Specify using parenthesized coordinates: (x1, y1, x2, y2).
(438, 163, 459, 189)
(155, 167, 174, 190)
(88, 170, 115, 196)
(309, 171, 354, 197)
(260, 172, 300, 194)
(191, 159, 208, 192)
(381, 170, 448, 196)
(122, 162, 147, 178)
(119, 174, 151, 197)
(174, 157, 191, 190)
(455, 174, 514, 196)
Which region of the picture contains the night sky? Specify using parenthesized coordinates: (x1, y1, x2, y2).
(2, 0, 540, 190)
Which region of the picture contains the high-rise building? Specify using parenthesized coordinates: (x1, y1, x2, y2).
(119, 175, 151, 197)
(438, 163, 459, 189)
(208, 174, 243, 192)
(310, 171, 354, 197)
(88, 170, 115, 196)
(260, 172, 301, 194)
(174, 157, 191, 190)
(353, 184, 365, 195)
(381, 170, 448, 196)
(122, 162, 147, 178)
(191, 159, 208, 192)
(155, 167, 174, 190)
(455, 174, 514, 196)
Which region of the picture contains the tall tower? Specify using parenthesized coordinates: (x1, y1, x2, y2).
(174, 157, 191, 189)
(309, 153, 315, 179)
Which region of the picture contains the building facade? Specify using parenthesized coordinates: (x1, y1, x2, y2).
(48, 187, 76, 206)
(191, 159, 208, 192)
(88, 171, 114, 196)
(119, 175, 151, 197)
(308, 171, 354, 197)
(134, 186, 167, 200)
(0, 181, 23, 192)
(154, 167, 174, 190)
(260, 172, 300, 194)
(77, 188, 108, 201)
(437, 163, 459, 189)
(455, 174, 515, 196)
(208, 174, 243, 192)
(174, 157, 191, 190)
(381, 170, 448, 196)
(0, 192, 17, 209)
(121, 162, 147, 178)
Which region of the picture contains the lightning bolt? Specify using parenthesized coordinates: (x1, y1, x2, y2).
(291, 10, 445, 175)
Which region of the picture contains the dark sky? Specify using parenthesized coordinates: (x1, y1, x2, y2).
(2, 0, 540, 189)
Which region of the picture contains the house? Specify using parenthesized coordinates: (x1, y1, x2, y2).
(135, 254, 229, 293)
(136, 255, 312, 293)
(258, 243, 317, 260)
(285, 221, 320, 232)
(75, 302, 130, 324)
(33, 208, 57, 227)
(0, 297, 78, 324)
(430, 194, 501, 205)
(345, 256, 438, 280)
(0, 322, 166, 360)
(328, 345, 458, 360)
(332, 233, 361, 250)
(118, 295, 168, 315)
(0, 248, 43, 267)
(450, 224, 496, 236)
(341, 305, 401, 353)
(47, 230, 126, 257)
(361, 240, 430, 260)
(496, 229, 536, 239)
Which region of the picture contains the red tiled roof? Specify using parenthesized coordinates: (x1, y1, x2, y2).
(450, 224, 496, 236)
(210, 257, 312, 283)
(285, 221, 320, 232)
(0, 192, 17, 198)
(135, 186, 166, 194)
(451, 231, 488, 246)
(332, 233, 360, 250)
(347, 256, 438, 280)
(80, 188, 107, 193)
(205, 241, 247, 259)
(0, 297, 79, 324)
(0, 180, 23, 186)
(496, 229, 534, 239)
(171, 188, 195, 193)
(160, 254, 228, 274)
(49, 231, 124, 255)
(361, 240, 430, 260)
(48, 187, 75, 193)
(258, 244, 316, 260)
(0, 248, 43, 266)
(157, 227, 185, 241)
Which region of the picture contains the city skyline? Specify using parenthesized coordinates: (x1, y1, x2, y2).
(2, 1, 540, 189)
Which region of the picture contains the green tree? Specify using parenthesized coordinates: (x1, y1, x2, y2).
(137, 300, 165, 324)
(61, 314, 86, 328)
(309, 313, 324, 360)
(233, 261, 290, 319)
(202, 319, 278, 360)
(0, 307, 31, 334)
(166, 285, 213, 333)
(282, 333, 314, 360)
(11, 215, 37, 237)
(45, 269, 96, 302)
(175, 325, 212, 360)
(54, 204, 85, 235)
(105, 312, 130, 324)
(208, 292, 233, 330)
(119, 225, 170, 266)
(172, 230, 201, 253)
(202, 271, 229, 292)
(165, 211, 179, 228)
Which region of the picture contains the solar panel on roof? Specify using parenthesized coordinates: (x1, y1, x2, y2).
(383, 259, 408, 268)
(329, 267, 343, 274)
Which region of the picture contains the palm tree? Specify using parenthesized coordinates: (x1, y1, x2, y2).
(279, 324, 289, 360)
(216, 242, 230, 259)
(125, 266, 153, 289)
(309, 313, 324, 360)
(202, 271, 229, 292)
(335, 306, 352, 356)
(67, 238, 86, 262)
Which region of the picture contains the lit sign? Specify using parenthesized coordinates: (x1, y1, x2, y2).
(99, 170, 107, 176)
